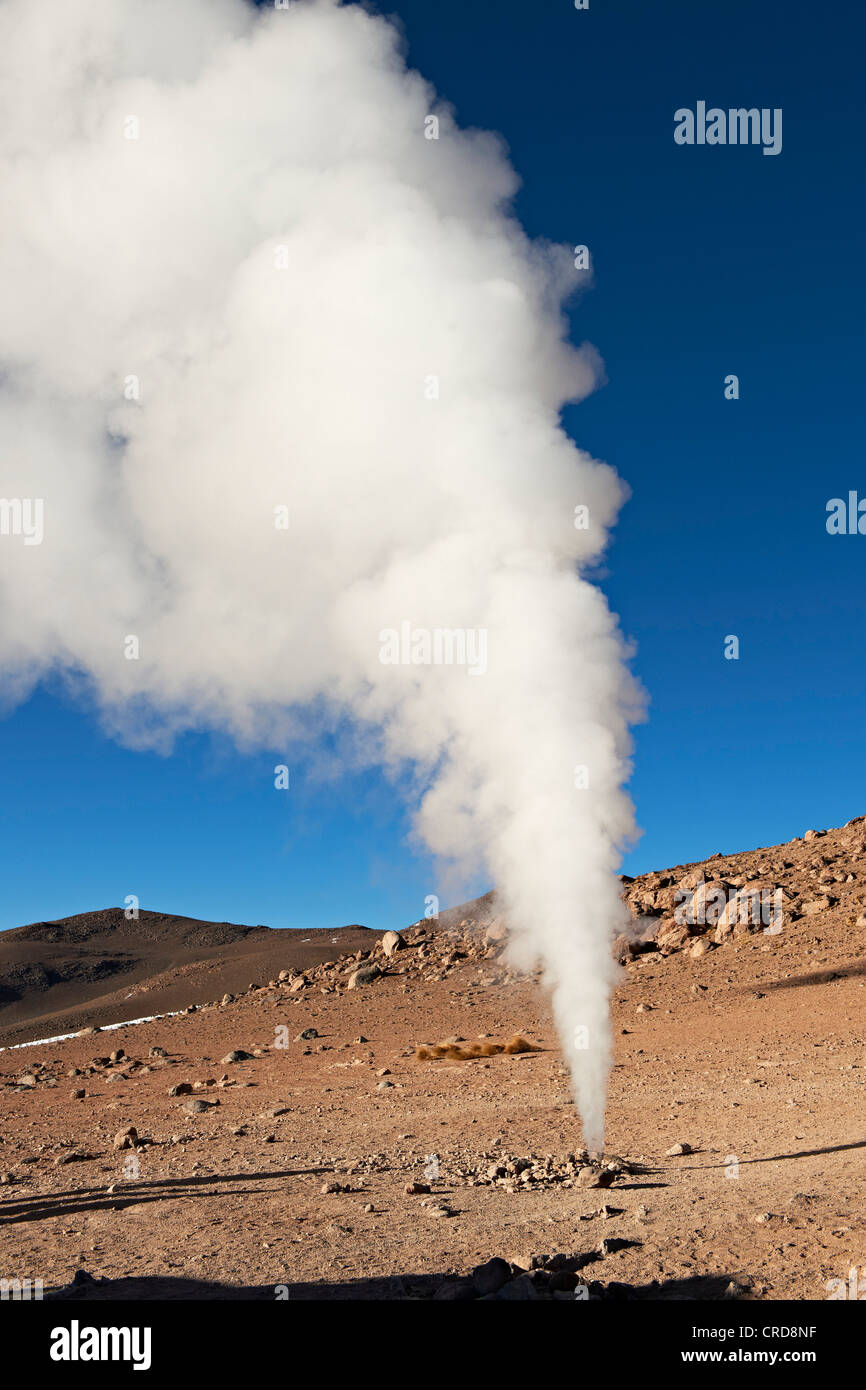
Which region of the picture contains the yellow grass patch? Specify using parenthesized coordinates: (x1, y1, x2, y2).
(414, 1034, 541, 1061)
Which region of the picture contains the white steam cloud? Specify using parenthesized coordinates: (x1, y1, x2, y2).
(0, 0, 641, 1147)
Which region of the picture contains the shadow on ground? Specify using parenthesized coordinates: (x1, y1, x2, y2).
(682, 1138, 866, 1172)
(0, 1167, 328, 1225)
(760, 959, 866, 991)
(39, 1267, 743, 1301)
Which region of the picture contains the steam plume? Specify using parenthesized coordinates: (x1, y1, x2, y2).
(0, 0, 641, 1147)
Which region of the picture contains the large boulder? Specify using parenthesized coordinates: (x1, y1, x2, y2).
(676, 868, 708, 895)
(802, 895, 834, 916)
(655, 919, 690, 953)
(347, 964, 382, 989)
(611, 932, 634, 963)
(677, 879, 731, 928)
(472, 1257, 511, 1296)
(715, 887, 767, 935)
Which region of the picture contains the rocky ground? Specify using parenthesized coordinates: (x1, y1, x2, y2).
(1, 819, 865, 1300)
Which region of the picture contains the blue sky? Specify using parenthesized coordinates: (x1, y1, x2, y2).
(2, 0, 864, 932)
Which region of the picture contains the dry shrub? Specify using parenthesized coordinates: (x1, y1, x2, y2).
(415, 1033, 541, 1062)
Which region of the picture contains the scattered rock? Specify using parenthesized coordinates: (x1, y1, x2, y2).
(578, 1166, 617, 1189)
(348, 964, 382, 989)
(472, 1256, 510, 1296)
(802, 896, 834, 916)
(655, 920, 691, 952)
(598, 1236, 637, 1256)
(612, 933, 634, 963)
(494, 1273, 540, 1301)
(434, 1279, 476, 1301)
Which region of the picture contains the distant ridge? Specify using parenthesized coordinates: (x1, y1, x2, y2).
(0, 907, 374, 1046)
(0, 888, 512, 1046)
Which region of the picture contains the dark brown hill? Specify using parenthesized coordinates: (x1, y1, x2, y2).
(0, 907, 375, 1046)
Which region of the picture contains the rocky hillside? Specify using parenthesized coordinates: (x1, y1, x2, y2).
(616, 816, 866, 962)
(3, 814, 864, 1048)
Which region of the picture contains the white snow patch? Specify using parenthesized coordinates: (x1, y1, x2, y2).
(0, 1010, 184, 1052)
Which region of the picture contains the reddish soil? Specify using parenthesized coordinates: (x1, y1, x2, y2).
(1, 825, 864, 1301)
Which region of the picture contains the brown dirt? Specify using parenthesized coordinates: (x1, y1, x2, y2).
(0, 909, 377, 1047)
(1, 821, 864, 1300)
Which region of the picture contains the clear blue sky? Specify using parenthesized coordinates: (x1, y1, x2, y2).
(2, 0, 864, 932)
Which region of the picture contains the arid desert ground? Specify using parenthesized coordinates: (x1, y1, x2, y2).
(2, 819, 864, 1301)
